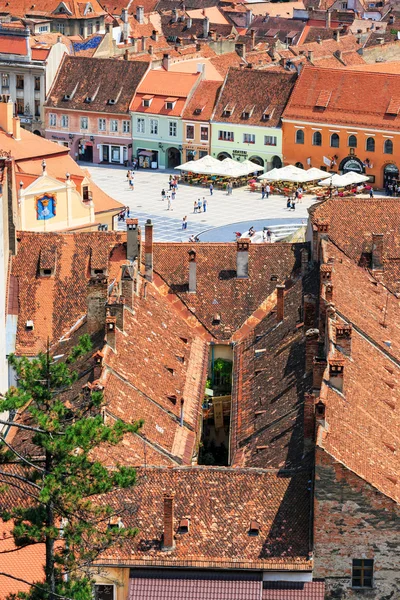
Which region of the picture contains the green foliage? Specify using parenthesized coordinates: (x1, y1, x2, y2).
(0, 336, 142, 600)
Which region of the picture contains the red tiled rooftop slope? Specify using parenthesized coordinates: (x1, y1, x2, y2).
(11, 231, 127, 356)
(231, 276, 315, 469)
(153, 242, 307, 340)
(263, 581, 325, 599)
(283, 65, 400, 131)
(98, 466, 312, 570)
(310, 197, 400, 295)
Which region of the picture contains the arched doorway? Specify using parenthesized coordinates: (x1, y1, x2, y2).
(33, 130, 42, 136)
(167, 147, 181, 168)
(249, 156, 264, 167)
(295, 162, 304, 169)
(339, 156, 365, 174)
(217, 152, 231, 160)
(272, 155, 282, 169)
(383, 163, 399, 187)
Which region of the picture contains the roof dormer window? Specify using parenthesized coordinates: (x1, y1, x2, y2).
(142, 95, 154, 107)
(315, 90, 332, 108)
(262, 107, 275, 121)
(242, 104, 255, 119)
(223, 103, 235, 117)
(165, 97, 178, 110)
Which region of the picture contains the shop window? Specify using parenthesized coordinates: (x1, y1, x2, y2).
(330, 133, 340, 148)
(312, 131, 322, 146)
(295, 129, 304, 144)
(366, 137, 375, 152)
(352, 559, 373, 588)
(186, 124, 194, 139)
(384, 139, 393, 154)
(200, 126, 208, 141)
(348, 135, 357, 148)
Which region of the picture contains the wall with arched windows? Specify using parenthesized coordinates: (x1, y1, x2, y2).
(281, 120, 400, 188)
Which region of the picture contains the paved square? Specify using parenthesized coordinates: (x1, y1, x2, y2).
(86, 163, 318, 241)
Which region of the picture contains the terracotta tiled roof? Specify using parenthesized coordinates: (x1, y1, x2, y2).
(182, 80, 221, 120)
(97, 466, 312, 569)
(263, 581, 325, 599)
(102, 0, 158, 14)
(0, 35, 28, 55)
(283, 65, 400, 131)
(129, 570, 263, 599)
(11, 231, 127, 355)
(0, 0, 105, 18)
(212, 68, 296, 127)
(46, 56, 149, 113)
(317, 241, 400, 503)
(152, 242, 307, 340)
(159, 12, 234, 40)
(231, 276, 315, 469)
(209, 51, 244, 76)
(309, 197, 400, 294)
(0, 128, 67, 161)
(130, 71, 201, 115)
(156, 0, 221, 12)
(247, 15, 305, 44)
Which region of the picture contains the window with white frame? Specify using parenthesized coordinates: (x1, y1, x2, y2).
(61, 114, 69, 128)
(243, 133, 255, 144)
(169, 121, 177, 137)
(186, 124, 194, 139)
(137, 117, 145, 133)
(218, 130, 234, 141)
(264, 135, 277, 146)
(200, 126, 208, 141)
(49, 113, 57, 127)
(94, 584, 114, 600)
(57, 23, 65, 34)
(110, 119, 118, 133)
(39, 24, 49, 32)
(123, 120, 130, 133)
(150, 119, 158, 135)
(98, 118, 106, 131)
(1, 73, 9, 88)
(80, 116, 88, 130)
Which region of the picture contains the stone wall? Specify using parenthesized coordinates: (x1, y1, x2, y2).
(313, 448, 400, 599)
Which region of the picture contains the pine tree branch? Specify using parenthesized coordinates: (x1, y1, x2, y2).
(0, 436, 45, 473)
(0, 572, 73, 600)
(0, 419, 62, 435)
(0, 478, 41, 502)
(0, 469, 41, 489)
(0, 541, 43, 554)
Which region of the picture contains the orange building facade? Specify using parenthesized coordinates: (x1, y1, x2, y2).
(282, 66, 400, 189)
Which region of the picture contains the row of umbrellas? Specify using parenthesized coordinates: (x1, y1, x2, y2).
(176, 155, 263, 177)
(259, 164, 369, 186)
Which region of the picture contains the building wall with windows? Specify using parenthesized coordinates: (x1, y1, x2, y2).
(45, 109, 132, 165)
(313, 449, 400, 599)
(131, 112, 184, 169)
(182, 119, 211, 162)
(282, 119, 399, 187)
(210, 122, 283, 171)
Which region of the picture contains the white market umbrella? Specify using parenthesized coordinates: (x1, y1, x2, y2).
(318, 174, 347, 187)
(341, 171, 369, 185)
(175, 155, 221, 174)
(259, 165, 308, 182)
(220, 158, 249, 177)
(303, 167, 330, 182)
(241, 159, 264, 173)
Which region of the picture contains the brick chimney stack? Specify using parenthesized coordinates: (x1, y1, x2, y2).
(106, 298, 125, 331)
(303, 293, 316, 329)
(303, 392, 316, 449)
(106, 311, 117, 352)
(188, 249, 196, 293)
(236, 238, 249, 279)
(329, 357, 344, 393)
(313, 357, 327, 391)
(301, 246, 309, 276)
(162, 494, 175, 551)
(335, 322, 352, 356)
(87, 276, 108, 334)
(372, 233, 384, 271)
(276, 284, 285, 322)
(145, 219, 153, 282)
(305, 328, 319, 372)
(126, 218, 140, 262)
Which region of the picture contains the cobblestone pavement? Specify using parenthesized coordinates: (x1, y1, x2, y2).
(86, 163, 319, 242)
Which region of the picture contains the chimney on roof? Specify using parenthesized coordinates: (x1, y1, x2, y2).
(92, 350, 104, 381)
(121, 7, 128, 23)
(0, 95, 14, 135)
(245, 8, 253, 28)
(305, 328, 319, 373)
(106, 310, 117, 352)
(57, 34, 62, 43)
(313, 356, 327, 392)
(317, 35, 322, 44)
(389, 14, 395, 24)
(301, 246, 309, 276)
(188, 249, 196, 293)
(12, 115, 21, 140)
(172, 7, 178, 22)
(106, 298, 125, 331)
(127, 218, 140, 262)
(333, 29, 340, 42)
(87, 276, 108, 334)
(186, 16, 192, 29)
(335, 322, 352, 356)
(203, 16, 210, 38)
(141, 36, 147, 52)
(162, 494, 175, 551)
(326, 10, 331, 28)
(315, 399, 326, 427)
(372, 233, 384, 271)
(196, 41, 201, 51)
(148, 44, 154, 54)
(144, 219, 153, 282)
(124, 48, 129, 60)
(329, 357, 344, 393)
(303, 392, 316, 449)
(308, 49, 313, 63)
(152, 29, 159, 41)
(250, 28, 256, 50)
(236, 238, 250, 279)
(303, 293, 316, 329)
(136, 5, 144, 24)
(162, 53, 171, 70)
(236, 42, 246, 58)
(276, 284, 285, 322)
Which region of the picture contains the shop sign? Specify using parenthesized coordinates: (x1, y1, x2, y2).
(342, 158, 363, 173)
(51, 135, 67, 141)
(233, 150, 247, 157)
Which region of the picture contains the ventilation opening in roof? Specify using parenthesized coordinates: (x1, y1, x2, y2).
(167, 394, 177, 404)
(249, 520, 260, 536)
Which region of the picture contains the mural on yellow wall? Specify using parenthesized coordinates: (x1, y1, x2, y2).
(35, 193, 57, 220)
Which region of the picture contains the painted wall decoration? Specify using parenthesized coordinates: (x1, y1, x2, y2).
(35, 193, 57, 220)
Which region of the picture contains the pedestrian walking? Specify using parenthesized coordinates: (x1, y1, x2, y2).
(194, 200, 198, 213)
(182, 216, 187, 230)
(197, 198, 202, 213)
(266, 228, 272, 242)
(286, 197, 291, 209)
(126, 169, 131, 181)
(135, 158, 139, 170)
(369, 187, 374, 198)
(261, 184, 265, 199)
(291, 199, 296, 210)
(171, 190, 176, 201)
(129, 176, 134, 191)
(203, 197, 207, 212)
(209, 183, 214, 196)
(167, 195, 172, 210)
(169, 175, 173, 190)
(125, 206, 130, 218)
(265, 184, 270, 199)
(161, 188, 166, 201)
(227, 182, 232, 195)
